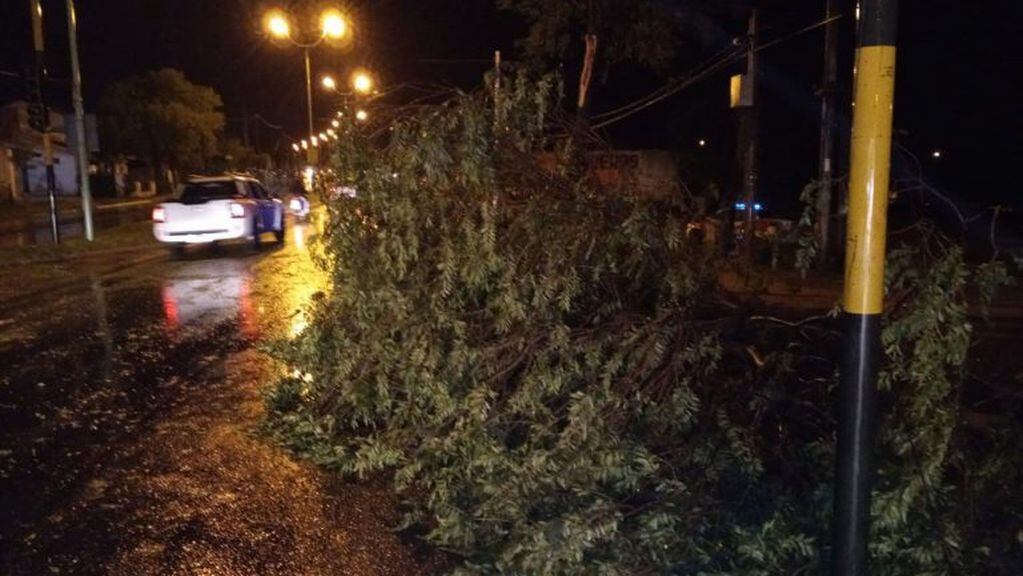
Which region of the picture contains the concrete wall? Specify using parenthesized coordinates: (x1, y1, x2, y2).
(587, 150, 681, 199)
(536, 150, 682, 200)
(23, 150, 78, 197)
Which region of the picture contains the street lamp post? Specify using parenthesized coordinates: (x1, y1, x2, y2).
(66, 0, 94, 241)
(264, 8, 349, 164)
(304, 48, 314, 145)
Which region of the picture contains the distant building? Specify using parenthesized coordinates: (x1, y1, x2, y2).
(0, 101, 79, 202)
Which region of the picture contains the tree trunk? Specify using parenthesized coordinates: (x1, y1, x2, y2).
(577, 33, 598, 116)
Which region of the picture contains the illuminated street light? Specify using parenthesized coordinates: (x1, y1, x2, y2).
(262, 6, 353, 164)
(264, 11, 291, 39)
(322, 69, 376, 97)
(351, 70, 374, 95)
(311, 135, 319, 147)
(326, 128, 336, 137)
(698, 139, 707, 147)
(321, 9, 348, 39)
(355, 109, 368, 122)
(292, 143, 300, 152)
(931, 150, 942, 159)
(331, 119, 340, 128)
(300, 139, 308, 149)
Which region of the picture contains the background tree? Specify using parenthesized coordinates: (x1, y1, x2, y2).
(499, 0, 746, 115)
(501, 0, 674, 114)
(99, 68, 224, 189)
(218, 137, 271, 172)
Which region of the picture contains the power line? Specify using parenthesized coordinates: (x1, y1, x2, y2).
(756, 14, 843, 53)
(592, 50, 743, 129)
(590, 44, 742, 121)
(590, 13, 845, 130)
(252, 113, 284, 130)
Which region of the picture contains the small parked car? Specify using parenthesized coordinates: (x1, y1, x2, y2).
(152, 175, 285, 251)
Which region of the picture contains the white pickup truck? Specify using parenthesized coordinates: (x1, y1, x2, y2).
(153, 175, 285, 251)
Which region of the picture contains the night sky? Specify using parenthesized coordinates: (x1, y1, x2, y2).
(1, 0, 1019, 212)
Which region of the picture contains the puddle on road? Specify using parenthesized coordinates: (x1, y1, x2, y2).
(0, 218, 432, 575)
(159, 258, 259, 339)
(0, 224, 325, 563)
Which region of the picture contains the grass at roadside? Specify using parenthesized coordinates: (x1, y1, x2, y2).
(0, 221, 158, 267)
(0, 196, 164, 219)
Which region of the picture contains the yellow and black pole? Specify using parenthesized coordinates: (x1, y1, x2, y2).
(834, 0, 898, 574)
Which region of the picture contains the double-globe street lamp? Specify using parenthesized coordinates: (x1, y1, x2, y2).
(321, 69, 374, 127)
(321, 69, 374, 96)
(263, 7, 349, 163)
(287, 68, 375, 155)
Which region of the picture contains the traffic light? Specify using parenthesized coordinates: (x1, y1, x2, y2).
(25, 65, 48, 133)
(27, 102, 48, 132)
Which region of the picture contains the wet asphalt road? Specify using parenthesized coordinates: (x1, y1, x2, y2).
(0, 220, 440, 575)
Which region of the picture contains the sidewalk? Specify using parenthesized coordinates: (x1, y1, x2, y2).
(718, 264, 843, 311)
(0, 195, 170, 235)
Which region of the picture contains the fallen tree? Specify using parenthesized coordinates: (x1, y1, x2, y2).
(266, 74, 1018, 575)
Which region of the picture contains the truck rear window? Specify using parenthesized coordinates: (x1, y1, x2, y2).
(178, 182, 241, 204)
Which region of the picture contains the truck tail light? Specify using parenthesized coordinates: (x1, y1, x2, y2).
(152, 206, 166, 223)
(230, 202, 246, 218)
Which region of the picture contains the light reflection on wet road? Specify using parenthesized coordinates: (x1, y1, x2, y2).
(0, 218, 438, 575)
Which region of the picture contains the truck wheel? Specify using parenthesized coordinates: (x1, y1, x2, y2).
(274, 214, 286, 244)
(252, 216, 263, 249)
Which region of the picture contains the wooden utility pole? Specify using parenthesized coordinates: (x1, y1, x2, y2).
(816, 0, 840, 266)
(833, 0, 898, 574)
(741, 9, 759, 263)
(730, 9, 759, 262)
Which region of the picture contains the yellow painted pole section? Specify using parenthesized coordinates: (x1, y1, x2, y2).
(843, 46, 897, 315)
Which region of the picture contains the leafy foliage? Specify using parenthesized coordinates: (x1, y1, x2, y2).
(99, 68, 224, 173)
(218, 137, 271, 171)
(500, 0, 678, 73)
(794, 180, 821, 278)
(267, 75, 1019, 574)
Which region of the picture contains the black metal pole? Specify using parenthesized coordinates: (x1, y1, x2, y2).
(45, 152, 59, 244)
(834, 0, 898, 574)
(29, 0, 60, 244)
